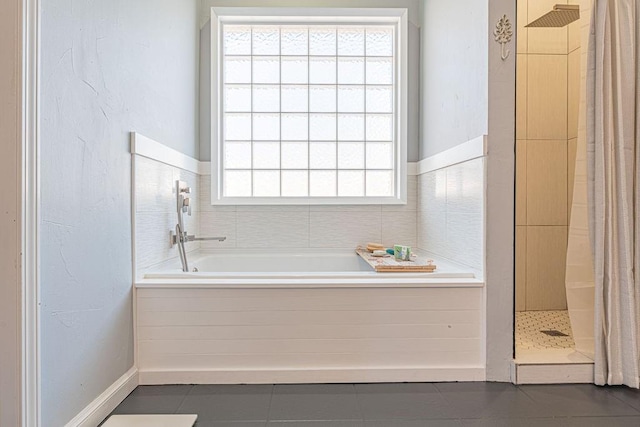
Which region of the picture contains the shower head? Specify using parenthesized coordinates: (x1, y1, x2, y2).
(525, 4, 580, 28)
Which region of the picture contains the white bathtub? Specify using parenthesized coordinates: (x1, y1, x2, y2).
(142, 250, 478, 283)
(136, 250, 485, 385)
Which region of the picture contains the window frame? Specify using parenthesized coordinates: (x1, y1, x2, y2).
(210, 7, 408, 205)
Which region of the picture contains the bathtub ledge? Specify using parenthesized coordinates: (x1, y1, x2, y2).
(135, 277, 485, 289)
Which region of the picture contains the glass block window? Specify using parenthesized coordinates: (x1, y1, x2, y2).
(212, 9, 407, 204)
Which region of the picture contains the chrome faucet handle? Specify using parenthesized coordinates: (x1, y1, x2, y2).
(178, 194, 192, 216)
(176, 180, 192, 215)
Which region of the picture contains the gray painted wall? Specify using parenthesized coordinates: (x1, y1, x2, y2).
(485, 0, 515, 381)
(200, 20, 212, 162)
(420, 0, 488, 159)
(198, 0, 421, 162)
(0, 0, 22, 425)
(40, 0, 199, 425)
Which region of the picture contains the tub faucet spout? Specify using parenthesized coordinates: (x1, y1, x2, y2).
(170, 233, 227, 246)
(185, 235, 227, 242)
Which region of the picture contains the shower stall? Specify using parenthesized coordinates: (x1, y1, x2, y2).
(514, 0, 593, 369)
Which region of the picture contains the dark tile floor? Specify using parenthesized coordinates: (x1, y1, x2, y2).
(105, 383, 640, 427)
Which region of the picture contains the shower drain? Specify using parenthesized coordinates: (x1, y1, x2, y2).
(540, 329, 569, 337)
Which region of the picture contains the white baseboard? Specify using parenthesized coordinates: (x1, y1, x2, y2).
(512, 363, 594, 384)
(416, 135, 487, 175)
(139, 367, 486, 385)
(65, 367, 139, 427)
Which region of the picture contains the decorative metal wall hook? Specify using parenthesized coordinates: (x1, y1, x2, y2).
(494, 14, 513, 60)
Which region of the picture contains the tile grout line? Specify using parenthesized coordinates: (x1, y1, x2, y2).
(174, 384, 195, 414)
(266, 383, 276, 422)
(350, 383, 366, 422)
(601, 388, 640, 415)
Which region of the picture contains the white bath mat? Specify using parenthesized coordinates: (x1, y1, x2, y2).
(102, 414, 197, 427)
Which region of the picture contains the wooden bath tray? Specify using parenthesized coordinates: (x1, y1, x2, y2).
(356, 249, 437, 273)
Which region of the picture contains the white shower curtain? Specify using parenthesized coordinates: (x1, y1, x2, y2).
(587, 0, 640, 388)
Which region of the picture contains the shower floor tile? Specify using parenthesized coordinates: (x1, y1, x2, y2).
(515, 310, 575, 351)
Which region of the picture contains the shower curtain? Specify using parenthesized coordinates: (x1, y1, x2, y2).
(587, 0, 640, 388)
(565, 0, 596, 362)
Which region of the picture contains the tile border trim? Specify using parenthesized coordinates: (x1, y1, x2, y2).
(130, 132, 207, 175)
(417, 135, 488, 175)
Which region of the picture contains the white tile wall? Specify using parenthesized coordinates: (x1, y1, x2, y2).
(417, 158, 485, 271)
(134, 155, 200, 273)
(447, 212, 484, 270)
(310, 210, 382, 249)
(445, 161, 484, 216)
(135, 211, 178, 271)
(135, 156, 175, 214)
(418, 168, 446, 213)
(417, 209, 447, 256)
(197, 174, 418, 250)
(383, 178, 418, 213)
(237, 207, 310, 249)
(382, 211, 418, 248)
(200, 211, 237, 249)
(135, 155, 483, 273)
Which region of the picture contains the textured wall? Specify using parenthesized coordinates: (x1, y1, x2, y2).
(40, 0, 199, 425)
(420, 0, 488, 159)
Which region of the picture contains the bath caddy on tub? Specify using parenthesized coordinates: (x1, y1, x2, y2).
(355, 249, 437, 273)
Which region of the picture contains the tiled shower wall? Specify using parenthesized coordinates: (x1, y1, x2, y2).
(417, 158, 484, 272)
(515, 0, 581, 311)
(198, 174, 418, 250)
(134, 155, 200, 274)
